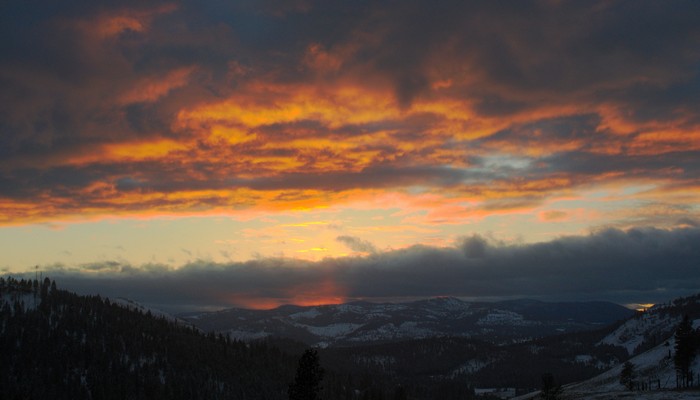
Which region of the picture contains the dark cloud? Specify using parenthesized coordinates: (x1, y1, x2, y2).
(541, 150, 700, 180)
(480, 114, 602, 147)
(598, 76, 700, 126)
(336, 235, 377, 254)
(304, 0, 700, 111)
(4, 0, 698, 152)
(25, 227, 700, 312)
(461, 235, 489, 259)
(243, 165, 477, 191)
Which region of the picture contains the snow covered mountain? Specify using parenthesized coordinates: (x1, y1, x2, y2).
(180, 297, 633, 346)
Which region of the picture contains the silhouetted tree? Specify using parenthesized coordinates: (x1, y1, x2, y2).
(540, 373, 562, 400)
(289, 349, 325, 400)
(392, 385, 407, 400)
(619, 361, 635, 390)
(674, 315, 696, 387)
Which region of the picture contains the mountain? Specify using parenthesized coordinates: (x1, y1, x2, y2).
(181, 297, 635, 346)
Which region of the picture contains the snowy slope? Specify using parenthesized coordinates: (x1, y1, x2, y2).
(574, 320, 700, 391)
(514, 319, 700, 400)
(514, 390, 700, 400)
(599, 304, 680, 355)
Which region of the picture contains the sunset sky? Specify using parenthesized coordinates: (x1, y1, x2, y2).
(1, 1, 699, 310)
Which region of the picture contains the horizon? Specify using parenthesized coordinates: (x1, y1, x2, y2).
(0, 274, 662, 314)
(1, 1, 699, 311)
(1, 271, 684, 314)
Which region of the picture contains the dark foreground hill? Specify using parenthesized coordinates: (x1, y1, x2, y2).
(0, 277, 298, 400)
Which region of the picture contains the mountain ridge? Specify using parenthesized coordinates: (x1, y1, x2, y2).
(181, 296, 635, 347)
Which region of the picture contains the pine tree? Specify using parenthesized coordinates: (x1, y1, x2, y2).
(393, 385, 407, 400)
(289, 348, 325, 400)
(619, 361, 635, 390)
(674, 315, 696, 387)
(540, 373, 562, 400)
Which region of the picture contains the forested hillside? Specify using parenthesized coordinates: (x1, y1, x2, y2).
(0, 277, 298, 399)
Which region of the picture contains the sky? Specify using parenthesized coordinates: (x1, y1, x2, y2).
(1, 0, 699, 311)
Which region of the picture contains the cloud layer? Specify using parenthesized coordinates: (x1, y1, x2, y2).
(0, 0, 699, 226)
(42, 227, 700, 311)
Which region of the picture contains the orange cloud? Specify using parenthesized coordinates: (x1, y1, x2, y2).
(95, 15, 146, 38)
(303, 43, 344, 72)
(167, 81, 496, 179)
(118, 67, 196, 105)
(56, 138, 190, 167)
(538, 210, 569, 222)
(176, 82, 399, 130)
(596, 104, 700, 155)
(78, 4, 178, 39)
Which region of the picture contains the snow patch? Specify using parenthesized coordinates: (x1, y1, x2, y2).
(289, 308, 322, 320)
(451, 359, 490, 376)
(226, 330, 271, 341)
(477, 310, 526, 326)
(303, 323, 363, 338)
(575, 355, 594, 364)
(335, 304, 365, 314)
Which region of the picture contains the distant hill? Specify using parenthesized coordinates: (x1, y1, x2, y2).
(181, 297, 635, 346)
